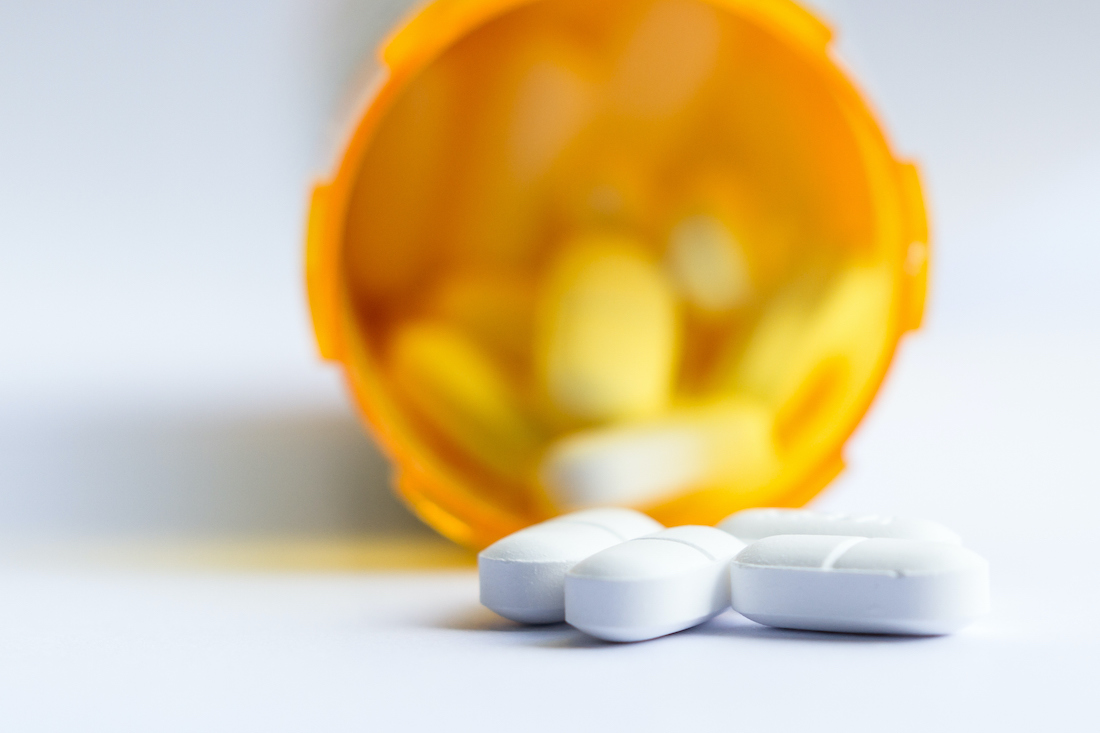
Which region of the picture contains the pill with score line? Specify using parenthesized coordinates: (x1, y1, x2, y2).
(718, 507, 962, 544)
(479, 508, 663, 624)
(565, 526, 745, 642)
(730, 535, 990, 635)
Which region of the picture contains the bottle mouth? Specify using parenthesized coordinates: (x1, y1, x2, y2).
(309, 0, 926, 548)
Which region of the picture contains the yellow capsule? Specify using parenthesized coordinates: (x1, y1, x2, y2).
(797, 264, 893, 369)
(539, 400, 779, 510)
(755, 265, 891, 403)
(770, 264, 893, 449)
(387, 320, 542, 479)
(723, 275, 819, 402)
(665, 214, 753, 314)
(709, 263, 892, 451)
(536, 233, 679, 422)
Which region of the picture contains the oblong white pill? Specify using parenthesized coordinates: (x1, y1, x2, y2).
(479, 508, 663, 624)
(565, 526, 745, 642)
(718, 508, 961, 544)
(730, 535, 989, 635)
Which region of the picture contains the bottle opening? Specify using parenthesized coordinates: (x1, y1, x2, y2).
(313, 0, 924, 548)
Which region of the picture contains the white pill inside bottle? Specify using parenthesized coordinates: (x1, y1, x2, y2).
(565, 526, 745, 642)
(730, 535, 990, 635)
(479, 508, 663, 624)
(718, 507, 961, 544)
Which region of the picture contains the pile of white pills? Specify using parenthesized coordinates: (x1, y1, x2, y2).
(478, 507, 989, 642)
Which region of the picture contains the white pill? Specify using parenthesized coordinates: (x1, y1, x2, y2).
(718, 507, 961, 544)
(540, 401, 777, 509)
(479, 508, 663, 624)
(730, 535, 989, 635)
(565, 526, 745, 642)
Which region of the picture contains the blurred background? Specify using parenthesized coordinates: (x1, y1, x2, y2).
(2, 0, 1099, 545)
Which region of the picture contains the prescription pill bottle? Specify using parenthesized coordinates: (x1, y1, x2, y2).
(306, 0, 928, 549)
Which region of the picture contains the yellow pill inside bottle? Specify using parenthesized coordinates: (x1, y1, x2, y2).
(536, 233, 679, 424)
(387, 319, 543, 483)
(306, 0, 929, 549)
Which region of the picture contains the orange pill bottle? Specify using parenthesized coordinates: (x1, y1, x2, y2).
(305, 0, 929, 549)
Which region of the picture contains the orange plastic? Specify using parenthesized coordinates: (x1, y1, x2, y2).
(306, 0, 929, 549)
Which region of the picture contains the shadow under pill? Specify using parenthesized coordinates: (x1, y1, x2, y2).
(694, 613, 940, 645)
(436, 606, 620, 648)
(437, 605, 572, 634)
(439, 608, 941, 647)
(533, 631, 625, 649)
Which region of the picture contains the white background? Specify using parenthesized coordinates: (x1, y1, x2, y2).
(1, 1, 1098, 730)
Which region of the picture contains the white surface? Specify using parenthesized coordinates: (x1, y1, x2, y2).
(478, 508, 662, 623)
(730, 535, 990, 635)
(565, 526, 743, 641)
(0, 551, 1092, 732)
(719, 508, 962, 544)
(0, 0, 1099, 729)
